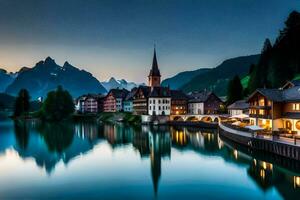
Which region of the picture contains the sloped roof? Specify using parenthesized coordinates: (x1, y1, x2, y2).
(76, 93, 105, 103)
(109, 88, 129, 99)
(227, 100, 249, 110)
(125, 88, 138, 101)
(282, 86, 300, 102)
(135, 85, 151, 98)
(170, 90, 188, 100)
(248, 86, 300, 102)
(282, 80, 300, 89)
(256, 88, 284, 102)
(188, 91, 214, 103)
(149, 86, 171, 97)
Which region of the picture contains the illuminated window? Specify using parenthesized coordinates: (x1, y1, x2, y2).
(259, 98, 265, 106)
(259, 109, 264, 115)
(293, 104, 300, 111)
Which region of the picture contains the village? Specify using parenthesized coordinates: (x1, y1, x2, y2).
(75, 49, 300, 137)
(75, 49, 225, 122)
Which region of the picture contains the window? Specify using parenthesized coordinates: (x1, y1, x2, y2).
(149, 106, 151, 110)
(259, 98, 265, 106)
(153, 100, 155, 104)
(158, 100, 161, 104)
(293, 103, 300, 111)
(159, 106, 161, 110)
(259, 109, 264, 115)
(150, 100, 152, 104)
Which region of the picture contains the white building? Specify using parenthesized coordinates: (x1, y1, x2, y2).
(188, 102, 204, 115)
(187, 91, 223, 115)
(227, 100, 249, 116)
(148, 87, 171, 116)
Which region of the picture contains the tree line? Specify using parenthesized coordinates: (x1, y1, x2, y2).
(227, 10, 300, 105)
(14, 86, 74, 121)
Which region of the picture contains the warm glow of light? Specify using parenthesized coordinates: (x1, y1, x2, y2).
(260, 169, 265, 180)
(262, 161, 267, 170)
(294, 176, 300, 188)
(233, 150, 238, 159)
(253, 159, 257, 166)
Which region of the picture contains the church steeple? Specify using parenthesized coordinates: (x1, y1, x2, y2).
(148, 47, 161, 87)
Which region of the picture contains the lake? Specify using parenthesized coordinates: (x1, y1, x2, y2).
(0, 119, 299, 199)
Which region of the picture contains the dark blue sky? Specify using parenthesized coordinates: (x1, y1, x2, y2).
(0, 0, 298, 82)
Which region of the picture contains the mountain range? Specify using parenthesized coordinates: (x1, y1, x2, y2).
(0, 69, 15, 92)
(161, 68, 210, 89)
(4, 57, 107, 99)
(101, 77, 145, 91)
(162, 54, 260, 96)
(1, 54, 260, 100)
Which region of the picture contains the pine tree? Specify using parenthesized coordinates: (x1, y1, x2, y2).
(248, 39, 272, 93)
(227, 75, 243, 105)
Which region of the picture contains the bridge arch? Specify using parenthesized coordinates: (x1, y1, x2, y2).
(201, 116, 212, 122)
(186, 116, 198, 122)
(173, 116, 184, 121)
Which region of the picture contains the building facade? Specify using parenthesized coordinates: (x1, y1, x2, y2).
(133, 86, 151, 115)
(227, 100, 249, 116)
(171, 90, 188, 115)
(148, 87, 171, 116)
(248, 84, 300, 134)
(188, 91, 223, 114)
(103, 89, 129, 112)
(75, 94, 100, 113)
(123, 88, 137, 113)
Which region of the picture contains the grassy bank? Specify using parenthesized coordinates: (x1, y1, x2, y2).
(98, 112, 141, 124)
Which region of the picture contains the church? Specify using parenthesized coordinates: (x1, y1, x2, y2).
(132, 48, 187, 116)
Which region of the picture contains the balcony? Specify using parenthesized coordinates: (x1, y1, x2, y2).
(249, 105, 271, 109)
(249, 114, 272, 119)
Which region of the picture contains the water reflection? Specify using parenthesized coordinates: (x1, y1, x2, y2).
(0, 120, 299, 198)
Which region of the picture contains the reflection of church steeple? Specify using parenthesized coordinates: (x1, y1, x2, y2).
(151, 146, 161, 196)
(149, 129, 171, 197)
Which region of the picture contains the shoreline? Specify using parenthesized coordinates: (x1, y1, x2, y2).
(219, 122, 300, 161)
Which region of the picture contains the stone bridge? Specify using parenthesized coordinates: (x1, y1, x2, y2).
(170, 114, 221, 123)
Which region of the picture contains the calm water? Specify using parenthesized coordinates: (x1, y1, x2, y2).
(0, 118, 299, 199)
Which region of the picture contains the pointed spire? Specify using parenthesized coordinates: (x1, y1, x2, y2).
(149, 46, 161, 77)
(152, 47, 158, 70)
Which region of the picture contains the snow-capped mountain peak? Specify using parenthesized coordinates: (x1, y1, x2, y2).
(101, 77, 144, 91)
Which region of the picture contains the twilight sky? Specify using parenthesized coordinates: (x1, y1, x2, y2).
(0, 0, 298, 82)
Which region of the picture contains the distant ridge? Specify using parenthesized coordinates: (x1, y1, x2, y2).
(162, 54, 260, 96)
(161, 68, 210, 89)
(5, 57, 107, 99)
